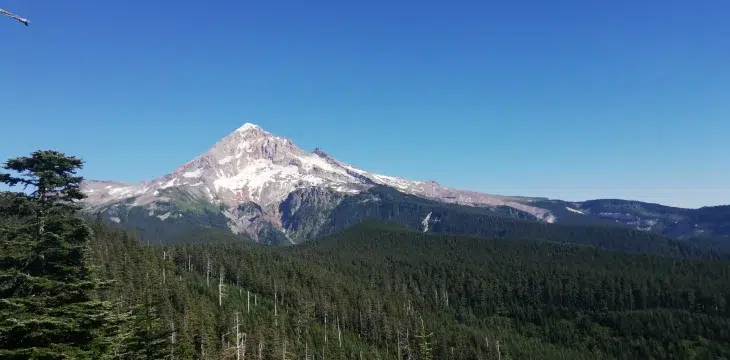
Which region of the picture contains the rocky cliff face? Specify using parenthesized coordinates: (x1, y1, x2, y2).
(279, 186, 346, 240)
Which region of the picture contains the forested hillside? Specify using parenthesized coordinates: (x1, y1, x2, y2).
(531, 199, 730, 249)
(299, 186, 725, 259)
(90, 217, 730, 359)
(2, 151, 729, 359)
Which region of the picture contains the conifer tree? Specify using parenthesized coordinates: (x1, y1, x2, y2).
(114, 273, 169, 359)
(0, 150, 115, 359)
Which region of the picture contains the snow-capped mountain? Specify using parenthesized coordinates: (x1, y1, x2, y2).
(82, 123, 556, 242)
(86, 123, 368, 210)
(81, 123, 730, 246)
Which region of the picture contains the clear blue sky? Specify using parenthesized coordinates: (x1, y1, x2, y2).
(1, 0, 728, 208)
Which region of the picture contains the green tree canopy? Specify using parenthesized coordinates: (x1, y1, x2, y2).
(0, 150, 114, 359)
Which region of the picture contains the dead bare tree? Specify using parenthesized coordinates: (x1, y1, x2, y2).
(414, 317, 433, 360)
(206, 256, 212, 287)
(281, 338, 295, 360)
(170, 321, 176, 359)
(397, 329, 405, 360)
(162, 251, 167, 285)
(337, 315, 342, 348)
(219, 266, 226, 306)
(274, 284, 278, 326)
(324, 311, 328, 344)
(1, 8, 29, 26)
(235, 312, 243, 360)
(258, 339, 263, 360)
(241, 333, 248, 360)
(201, 332, 206, 360)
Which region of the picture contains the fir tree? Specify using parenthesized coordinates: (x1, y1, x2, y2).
(0, 150, 115, 359)
(112, 269, 170, 360)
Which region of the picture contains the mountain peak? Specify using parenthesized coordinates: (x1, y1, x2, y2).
(227, 123, 282, 144)
(236, 123, 262, 132)
(81, 123, 556, 239)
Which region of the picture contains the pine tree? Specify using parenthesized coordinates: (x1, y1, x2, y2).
(0, 150, 115, 359)
(114, 273, 170, 359)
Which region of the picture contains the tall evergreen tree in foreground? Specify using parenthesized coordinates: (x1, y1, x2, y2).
(0, 150, 114, 359)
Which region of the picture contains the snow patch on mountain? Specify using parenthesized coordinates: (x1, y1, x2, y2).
(218, 156, 235, 165)
(422, 212, 432, 232)
(161, 179, 178, 189)
(183, 169, 203, 178)
(566, 207, 585, 215)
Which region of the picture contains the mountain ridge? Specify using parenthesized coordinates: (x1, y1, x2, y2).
(81, 123, 555, 242)
(81, 123, 729, 246)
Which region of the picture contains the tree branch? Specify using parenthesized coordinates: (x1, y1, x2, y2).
(1, 8, 30, 26)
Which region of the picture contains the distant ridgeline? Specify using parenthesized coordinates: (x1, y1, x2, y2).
(96, 185, 728, 259)
(79, 122, 729, 250)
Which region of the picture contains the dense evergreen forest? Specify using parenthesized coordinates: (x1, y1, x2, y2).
(2, 151, 730, 359)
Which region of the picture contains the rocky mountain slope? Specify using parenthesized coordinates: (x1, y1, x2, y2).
(81, 123, 729, 246)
